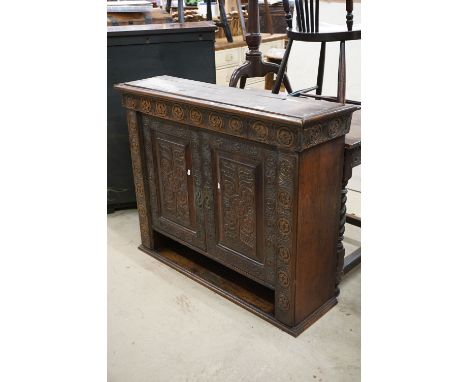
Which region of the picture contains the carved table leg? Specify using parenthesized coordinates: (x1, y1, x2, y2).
(336, 141, 361, 295)
(229, 58, 292, 91)
(335, 179, 348, 296)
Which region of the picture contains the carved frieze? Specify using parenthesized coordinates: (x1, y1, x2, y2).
(302, 116, 351, 149)
(122, 94, 353, 152)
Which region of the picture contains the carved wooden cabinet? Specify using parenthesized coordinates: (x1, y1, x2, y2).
(116, 76, 358, 336)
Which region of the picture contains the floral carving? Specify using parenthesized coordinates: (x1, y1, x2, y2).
(278, 190, 292, 209)
(209, 114, 223, 129)
(278, 293, 290, 311)
(252, 122, 269, 141)
(219, 157, 257, 254)
(278, 271, 290, 288)
(278, 247, 291, 263)
(229, 118, 243, 134)
(277, 127, 294, 147)
(155, 102, 167, 117)
(158, 140, 190, 227)
(328, 119, 341, 138)
(124, 95, 137, 109)
(121, 94, 354, 151)
(304, 124, 322, 146)
(172, 105, 185, 121)
(279, 159, 293, 185)
(190, 108, 203, 125)
(275, 154, 296, 325)
(278, 218, 291, 235)
(127, 110, 151, 248)
(141, 98, 152, 113)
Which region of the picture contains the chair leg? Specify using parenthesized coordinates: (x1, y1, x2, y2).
(235, 0, 246, 39)
(282, 73, 293, 93)
(177, 0, 184, 22)
(316, 41, 326, 95)
(219, 0, 233, 43)
(263, 0, 274, 34)
(272, 39, 293, 94)
(337, 40, 346, 103)
(206, 0, 212, 20)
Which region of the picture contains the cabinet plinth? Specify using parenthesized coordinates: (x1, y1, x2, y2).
(116, 75, 358, 336)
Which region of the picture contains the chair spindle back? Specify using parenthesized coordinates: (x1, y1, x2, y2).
(282, 0, 354, 33)
(346, 0, 354, 31)
(294, 0, 320, 32)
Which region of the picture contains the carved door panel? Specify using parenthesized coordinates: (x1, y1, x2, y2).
(201, 132, 278, 287)
(142, 116, 206, 250)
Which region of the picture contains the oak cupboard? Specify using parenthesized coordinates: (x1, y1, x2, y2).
(116, 75, 358, 336)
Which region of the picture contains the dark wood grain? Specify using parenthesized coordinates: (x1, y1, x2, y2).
(295, 136, 344, 323)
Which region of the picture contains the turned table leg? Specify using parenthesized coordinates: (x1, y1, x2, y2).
(335, 179, 348, 296)
(335, 141, 361, 295)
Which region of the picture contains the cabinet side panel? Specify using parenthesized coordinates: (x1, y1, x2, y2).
(294, 136, 344, 323)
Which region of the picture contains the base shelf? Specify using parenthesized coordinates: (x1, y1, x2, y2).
(139, 232, 337, 337)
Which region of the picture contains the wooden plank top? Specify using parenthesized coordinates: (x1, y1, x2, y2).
(115, 75, 358, 126)
(215, 33, 286, 51)
(107, 21, 217, 36)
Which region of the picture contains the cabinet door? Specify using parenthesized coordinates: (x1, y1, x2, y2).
(142, 116, 206, 250)
(201, 132, 278, 287)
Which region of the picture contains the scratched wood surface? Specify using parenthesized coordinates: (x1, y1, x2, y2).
(118, 75, 357, 124)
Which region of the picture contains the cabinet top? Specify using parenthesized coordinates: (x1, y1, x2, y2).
(115, 76, 359, 151)
(107, 21, 217, 37)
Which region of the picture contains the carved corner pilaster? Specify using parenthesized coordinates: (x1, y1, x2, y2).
(127, 110, 154, 249)
(275, 154, 297, 326)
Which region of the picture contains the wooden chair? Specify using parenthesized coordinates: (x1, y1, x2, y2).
(270, 0, 361, 291)
(272, 0, 360, 101)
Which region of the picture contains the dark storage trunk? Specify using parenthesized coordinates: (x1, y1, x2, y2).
(107, 22, 216, 212)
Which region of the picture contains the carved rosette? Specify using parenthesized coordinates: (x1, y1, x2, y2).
(251, 121, 269, 142)
(140, 98, 152, 114)
(155, 102, 167, 117)
(276, 127, 294, 148)
(208, 113, 223, 130)
(275, 154, 297, 326)
(190, 108, 203, 125)
(172, 105, 185, 121)
(127, 110, 153, 249)
(228, 118, 243, 134)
